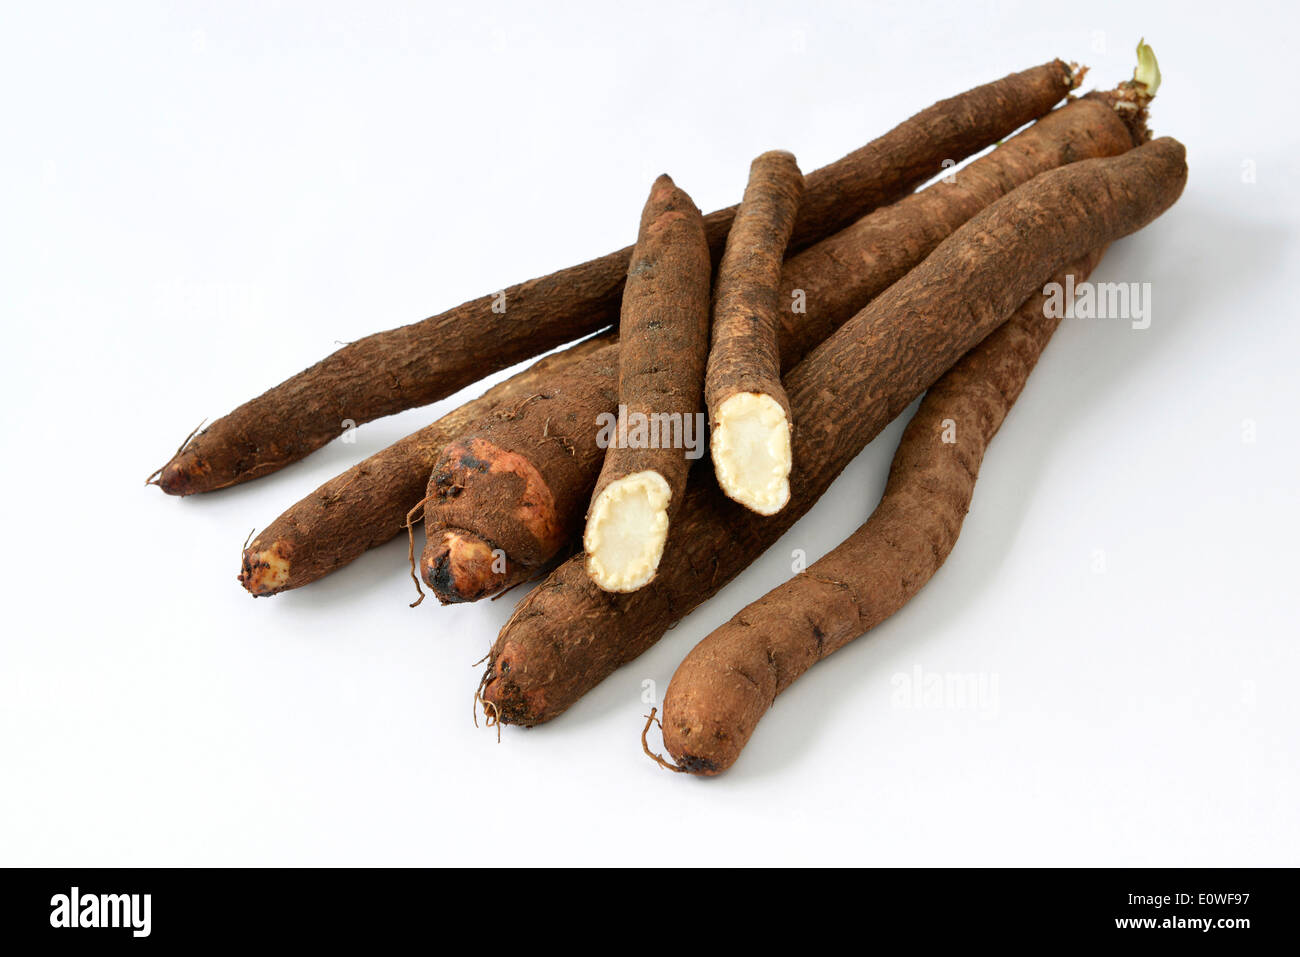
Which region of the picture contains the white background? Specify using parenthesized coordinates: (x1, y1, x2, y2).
(3, 0, 1297, 867)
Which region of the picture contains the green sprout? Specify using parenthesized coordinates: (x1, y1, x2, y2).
(1134, 38, 1161, 96)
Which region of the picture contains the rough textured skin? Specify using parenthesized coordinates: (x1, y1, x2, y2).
(480, 138, 1188, 726)
(662, 250, 1106, 775)
(153, 60, 1075, 494)
(774, 90, 1145, 352)
(422, 90, 1140, 601)
(582, 175, 712, 587)
(765, 59, 1078, 251)
(238, 334, 611, 596)
(421, 344, 621, 599)
(705, 151, 803, 441)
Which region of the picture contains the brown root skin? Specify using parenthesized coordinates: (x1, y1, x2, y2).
(428, 88, 1141, 603)
(153, 249, 631, 496)
(429, 436, 566, 561)
(773, 58, 1077, 251)
(663, 250, 1106, 775)
(480, 139, 1188, 727)
(780, 89, 1144, 354)
(237, 334, 611, 597)
(1088, 85, 1154, 144)
(583, 175, 712, 593)
(706, 151, 803, 514)
(157, 456, 215, 497)
(706, 150, 803, 415)
(422, 527, 521, 604)
(419, 344, 620, 602)
(154, 61, 1074, 495)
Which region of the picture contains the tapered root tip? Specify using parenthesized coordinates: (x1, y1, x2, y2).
(584, 470, 671, 593)
(662, 705, 742, 776)
(154, 456, 203, 495)
(150, 420, 209, 495)
(650, 173, 676, 194)
(664, 751, 723, 776)
(479, 644, 547, 727)
(239, 540, 293, 596)
(660, 707, 727, 775)
(710, 392, 792, 516)
(422, 527, 512, 604)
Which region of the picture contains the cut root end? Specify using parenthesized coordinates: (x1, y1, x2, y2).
(423, 526, 512, 604)
(710, 392, 792, 516)
(583, 470, 671, 593)
(238, 539, 292, 596)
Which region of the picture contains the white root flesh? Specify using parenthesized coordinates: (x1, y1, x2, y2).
(584, 470, 672, 592)
(710, 392, 792, 516)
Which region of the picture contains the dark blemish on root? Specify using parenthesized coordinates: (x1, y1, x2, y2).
(427, 553, 468, 603)
(676, 753, 719, 775)
(481, 674, 538, 727)
(458, 450, 492, 473)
